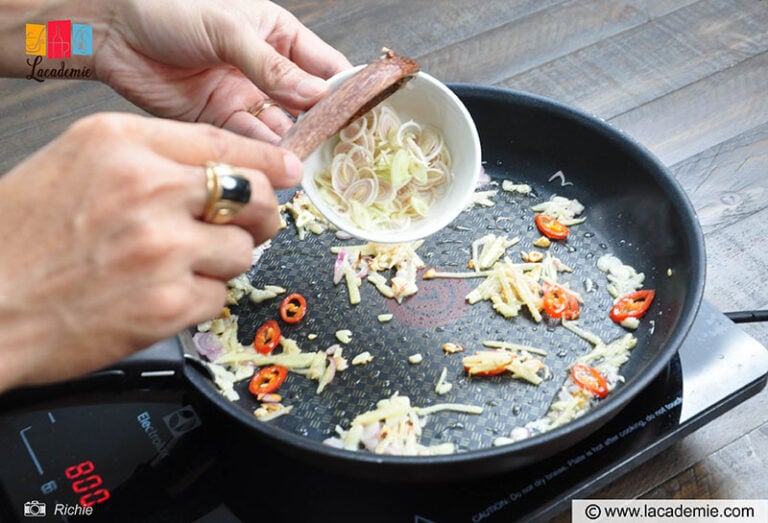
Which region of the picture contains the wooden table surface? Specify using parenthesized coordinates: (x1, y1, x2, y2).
(1, 0, 766, 519)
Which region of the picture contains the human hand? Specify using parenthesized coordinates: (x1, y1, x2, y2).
(0, 113, 302, 392)
(94, 0, 351, 143)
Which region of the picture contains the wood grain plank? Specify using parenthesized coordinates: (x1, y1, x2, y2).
(504, 0, 768, 118)
(276, 0, 378, 27)
(607, 50, 768, 166)
(414, 0, 699, 83)
(647, 387, 768, 492)
(0, 79, 62, 120)
(643, 424, 768, 499)
(701, 206, 768, 320)
(665, 120, 768, 326)
(0, 80, 138, 172)
(281, 0, 568, 67)
(670, 122, 768, 237)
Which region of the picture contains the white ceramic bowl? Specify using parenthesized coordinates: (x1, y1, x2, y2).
(301, 65, 482, 243)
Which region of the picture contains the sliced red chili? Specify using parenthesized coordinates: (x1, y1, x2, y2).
(253, 320, 281, 355)
(571, 364, 609, 398)
(464, 366, 507, 377)
(463, 351, 511, 377)
(249, 365, 288, 396)
(535, 214, 569, 240)
(609, 289, 656, 323)
(542, 283, 580, 320)
(280, 293, 307, 324)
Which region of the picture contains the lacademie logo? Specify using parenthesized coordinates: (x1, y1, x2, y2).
(25, 20, 93, 82)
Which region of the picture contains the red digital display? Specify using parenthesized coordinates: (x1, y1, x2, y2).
(65, 460, 110, 507)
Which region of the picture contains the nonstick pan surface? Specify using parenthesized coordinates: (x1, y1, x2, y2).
(183, 85, 705, 481)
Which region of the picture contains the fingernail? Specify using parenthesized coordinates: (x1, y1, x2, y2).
(295, 76, 328, 101)
(283, 152, 304, 185)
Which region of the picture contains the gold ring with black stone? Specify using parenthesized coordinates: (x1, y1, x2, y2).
(203, 162, 251, 224)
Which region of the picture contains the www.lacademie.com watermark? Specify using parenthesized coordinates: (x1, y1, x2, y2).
(25, 20, 93, 82)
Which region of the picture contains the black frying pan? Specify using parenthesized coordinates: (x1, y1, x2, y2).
(182, 85, 705, 481)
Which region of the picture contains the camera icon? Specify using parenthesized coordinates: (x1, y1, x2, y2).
(23, 500, 47, 517)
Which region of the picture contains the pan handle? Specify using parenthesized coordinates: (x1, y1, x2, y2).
(112, 336, 188, 383)
(0, 337, 186, 409)
(724, 310, 768, 323)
